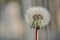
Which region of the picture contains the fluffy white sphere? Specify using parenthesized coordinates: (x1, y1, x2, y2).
(25, 7, 50, 28)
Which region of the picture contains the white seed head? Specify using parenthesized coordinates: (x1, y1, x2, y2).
(25, 7, 50, 28)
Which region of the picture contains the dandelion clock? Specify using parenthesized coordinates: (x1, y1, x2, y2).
(25, 7, 50, 40)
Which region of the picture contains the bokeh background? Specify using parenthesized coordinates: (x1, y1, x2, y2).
(0, 0, 60, 40)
